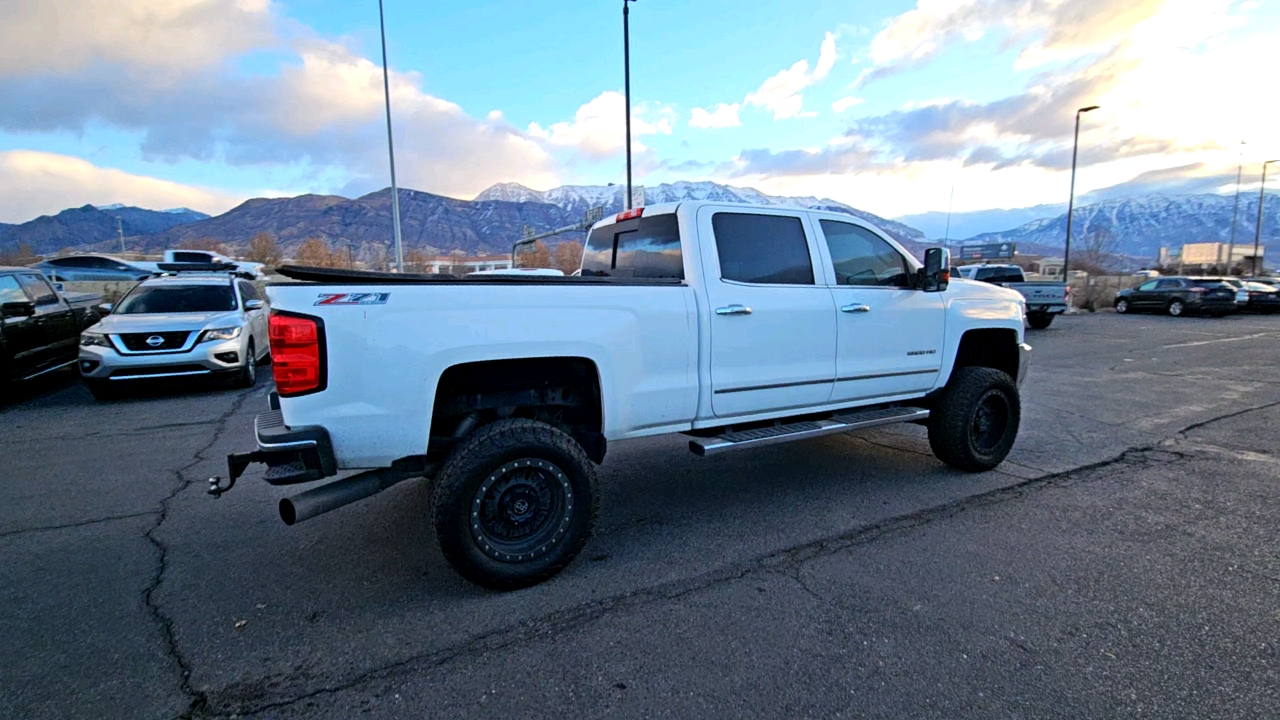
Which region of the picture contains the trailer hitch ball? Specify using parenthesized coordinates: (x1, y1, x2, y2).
(207, 475, 235, 498)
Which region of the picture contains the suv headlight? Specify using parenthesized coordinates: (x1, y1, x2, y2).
(200, 326, 242, 342)
(80, 332, 112, 348)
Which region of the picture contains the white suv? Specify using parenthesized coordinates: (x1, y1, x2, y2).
(78, 273, 269, 399)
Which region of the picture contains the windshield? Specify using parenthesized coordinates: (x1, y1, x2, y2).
(115, 285, 236, 314)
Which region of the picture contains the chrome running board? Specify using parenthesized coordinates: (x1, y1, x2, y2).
(688, 406, 930, 457)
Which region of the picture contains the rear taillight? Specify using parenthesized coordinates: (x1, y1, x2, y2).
(269, 311, 326, 396)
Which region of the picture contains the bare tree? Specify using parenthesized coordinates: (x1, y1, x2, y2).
(1075, 228, 1120, 275)
(295, 238, 340, 268)
(552, 241, 584, 275)
(0, 243, 38, 266)
(244, 232, 282, 268)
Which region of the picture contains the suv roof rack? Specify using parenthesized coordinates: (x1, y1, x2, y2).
(153, 262, 257, 280)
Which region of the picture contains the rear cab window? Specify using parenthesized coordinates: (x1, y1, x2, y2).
(973, 266, 1025, 283)
(582, 213, 684, 279)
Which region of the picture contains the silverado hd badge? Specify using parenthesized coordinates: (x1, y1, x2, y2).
(314, 292, 390, 306)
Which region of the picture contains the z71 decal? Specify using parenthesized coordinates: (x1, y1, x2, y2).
(314, 292, 391, 306)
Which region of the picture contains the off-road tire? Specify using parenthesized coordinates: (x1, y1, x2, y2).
(1114, 298, 1129, 314)
(234, 341, 257, 388)
(432, 418, 599, 590)
(85, 378, 119, 401)
(1027, 312, 1054, 329)
(1167, 299, 1185, 317)
(928, 367, 1021, 472)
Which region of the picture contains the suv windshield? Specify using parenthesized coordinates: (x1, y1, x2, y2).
(116, 285, 236, 314)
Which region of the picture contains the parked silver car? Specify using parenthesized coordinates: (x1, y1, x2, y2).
(78, 272, 268, 399)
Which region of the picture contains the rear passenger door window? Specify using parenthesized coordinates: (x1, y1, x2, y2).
(712, 213, 814, 285)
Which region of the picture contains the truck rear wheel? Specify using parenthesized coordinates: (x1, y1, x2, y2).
(928, 367, 1020, 472)
(1027, 312, 1054, 329)
(431, 418, 599, 590)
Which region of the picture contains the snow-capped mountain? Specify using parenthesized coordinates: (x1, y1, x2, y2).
(960, 193, 1280, 262)
(476, 181, 925, 245)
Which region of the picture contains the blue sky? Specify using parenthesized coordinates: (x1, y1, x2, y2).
(2, 0, 1278, 226)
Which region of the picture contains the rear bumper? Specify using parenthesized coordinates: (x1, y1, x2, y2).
(1017, 343, 1032, 388)
(1026, 304, 1067, 315)
(225, 407, 337, 488)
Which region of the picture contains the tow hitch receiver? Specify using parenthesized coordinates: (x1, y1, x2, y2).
(208, 450, 267, 497)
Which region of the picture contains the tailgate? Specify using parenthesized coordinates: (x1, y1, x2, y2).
(1009, 283, 1066, 304)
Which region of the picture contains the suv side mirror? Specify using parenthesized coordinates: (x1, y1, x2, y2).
(97, 302, 114, 315)
(244, 299, 265, 311)
(2, 301, 36, 318)
(920, 247, 950, 292)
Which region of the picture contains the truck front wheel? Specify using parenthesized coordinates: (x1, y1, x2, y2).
(1026, 312, 1054, 329)
(928, 367, 1021, 472)
(431, 418, 599, 590)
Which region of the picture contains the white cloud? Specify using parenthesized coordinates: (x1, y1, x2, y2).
(861, 0, 1174, 85)
(744, 32, 838, 120)
(528, 91, 674, 157)
(0, 10, 560, 201)
(0, 0, 275, 77)
(0, 151, 245, 223)
(689, 103, 742, 129)
(831, 96, 865, 113)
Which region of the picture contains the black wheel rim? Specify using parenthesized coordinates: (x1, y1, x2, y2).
(970, 391, 1010, 455)
(470, 458, 572, 563)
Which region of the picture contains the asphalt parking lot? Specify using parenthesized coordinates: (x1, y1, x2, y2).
(3, 311, 1279, 719)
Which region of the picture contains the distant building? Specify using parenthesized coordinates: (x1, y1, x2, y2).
(1163, 243, 1262, 272)
(417, 253, 512, 274)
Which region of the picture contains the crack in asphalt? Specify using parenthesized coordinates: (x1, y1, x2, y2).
(141, 386, 260, 720)
(0, 418, 229, 446)
(0, 510, 158, 539)
(194, 399, 1280, 717)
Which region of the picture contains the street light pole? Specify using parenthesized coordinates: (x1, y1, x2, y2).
(1253, 159, 1278, 276)
(1226, 141, 1246, 274)
(623, 0, 637, 210)
(378, 0, 404, 272)
(1064, 105, 1099, 277)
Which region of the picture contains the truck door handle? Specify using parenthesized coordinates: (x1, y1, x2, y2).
(841, 303, 871, 313)
(715, 304, 753, 316)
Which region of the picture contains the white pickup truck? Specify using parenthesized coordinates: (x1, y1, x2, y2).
(216, 202, 1031, 589)
(954, 264, 1068, 329)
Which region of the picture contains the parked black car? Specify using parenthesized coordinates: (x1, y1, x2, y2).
(1114, 277, 1237, 317)
(1, 267, 104, 396)
(1239, 281, 1280, 314)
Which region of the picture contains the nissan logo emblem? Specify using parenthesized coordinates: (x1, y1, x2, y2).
(146, 335, 165, 347)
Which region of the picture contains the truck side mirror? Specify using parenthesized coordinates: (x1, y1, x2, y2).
(920, 247, 950, 292)
(2, 301, 36, 318)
